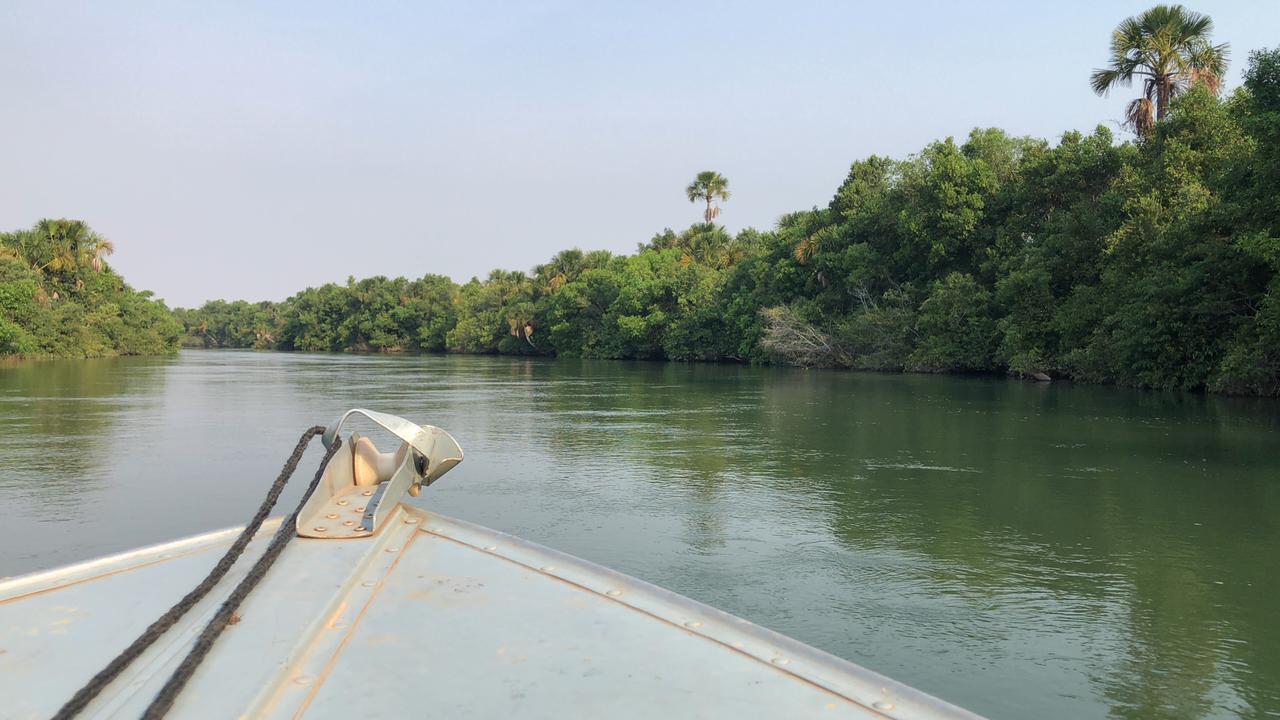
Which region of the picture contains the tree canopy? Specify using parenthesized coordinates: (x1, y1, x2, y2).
(0, 220, 179, 358)
(12, 13, 1280, 398)
(169, 45, 1280, 396)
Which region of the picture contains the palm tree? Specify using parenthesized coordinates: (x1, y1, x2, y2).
(534, 249, 586, 292)
(1091, 5, 1229, 136)
(686, 171, 730, 223)
(85, 236, 115, 272)
(794, 226, 837, 265)
(680, 224, 738, 269)
(28, 219, 114, 275)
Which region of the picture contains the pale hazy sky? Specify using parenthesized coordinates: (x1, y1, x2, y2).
(3, 1, 1276, 307)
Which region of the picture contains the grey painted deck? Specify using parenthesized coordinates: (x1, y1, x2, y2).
(0, 506, 983, 719)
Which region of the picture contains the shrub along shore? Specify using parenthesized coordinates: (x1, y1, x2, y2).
(173, 48, 1280, 397)
(0, 220, 180, 359)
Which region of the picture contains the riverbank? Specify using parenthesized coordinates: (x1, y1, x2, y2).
(1, 220, 181, 360)
(13, 50, 1280, 394)
(171, 52, 1280, 397)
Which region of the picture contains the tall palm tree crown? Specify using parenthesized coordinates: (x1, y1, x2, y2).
(686, 171, 731, 223)
(1090, 4, 1229, 137)
(8, 219, 115, 276)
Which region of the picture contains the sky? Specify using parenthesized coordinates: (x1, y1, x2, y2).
(2, 1, 1277, 307)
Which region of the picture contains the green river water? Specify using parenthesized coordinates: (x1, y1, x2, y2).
(1, 350, 1276, 718)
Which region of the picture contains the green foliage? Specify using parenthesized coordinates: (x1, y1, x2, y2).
(275, 274, 460, 353)
(175, 300, 281, 349)
(168, 46, 1280, 396)
(0, 255, 42, 355)
(0, 221, 179, 359)
(1077, 87, 1259, 390)
(1207, 46, 1280, 395)
(836, 289, 917, 371)
(909, 273, 996, 372)
(994, 126, 1129, 375)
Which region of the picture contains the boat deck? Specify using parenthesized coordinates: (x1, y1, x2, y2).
(0, 506, 981, 719)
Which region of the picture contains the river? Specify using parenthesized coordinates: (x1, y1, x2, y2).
(1, 350, 1276, 718)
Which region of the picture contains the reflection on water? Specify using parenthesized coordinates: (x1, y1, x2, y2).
(0, 351, 1276, 719)
(0, 357, 174, 532)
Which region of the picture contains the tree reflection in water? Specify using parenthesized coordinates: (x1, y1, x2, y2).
(2, 352, 1275, 719)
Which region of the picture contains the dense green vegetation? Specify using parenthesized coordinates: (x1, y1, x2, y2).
(0, 220, 180, 358)
(5, 8, 1272, 396)
(175, 42, 1280, 396)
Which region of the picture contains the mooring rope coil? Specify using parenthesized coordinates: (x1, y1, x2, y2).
(53, 426, 343, 720)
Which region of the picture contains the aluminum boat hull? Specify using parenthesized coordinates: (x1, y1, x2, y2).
(0, 505, 983, 719)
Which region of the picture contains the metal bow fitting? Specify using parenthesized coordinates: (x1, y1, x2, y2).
(298, 409, 464, 538)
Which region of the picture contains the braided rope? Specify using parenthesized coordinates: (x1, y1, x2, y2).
(54, 426, 340, 719)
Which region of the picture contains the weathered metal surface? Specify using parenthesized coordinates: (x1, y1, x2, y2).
(0, 508, 984, 719)
(295, 437, 381, 538)
(321, 408, 464, 486)
(298, 410, 462, 538)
